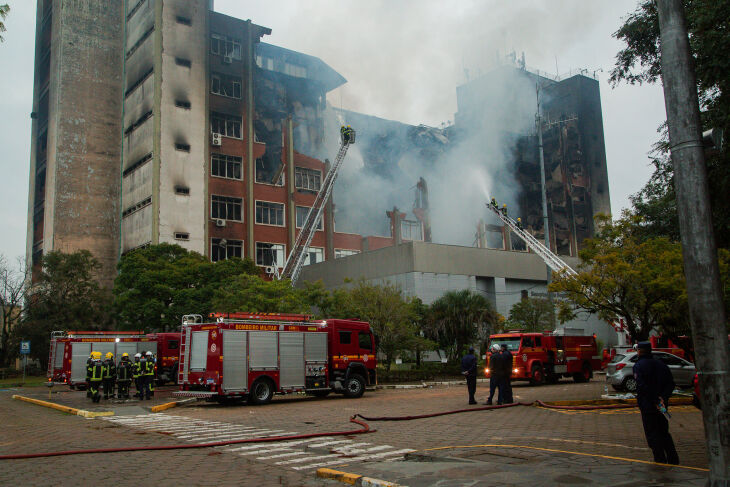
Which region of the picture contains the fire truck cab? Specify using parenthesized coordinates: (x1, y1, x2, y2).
(486, 331, 600, 385)
(150, 332, 181, 384)
(175, 312, 377, 404)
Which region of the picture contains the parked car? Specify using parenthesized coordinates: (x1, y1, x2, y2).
(605, 351, 696, 392)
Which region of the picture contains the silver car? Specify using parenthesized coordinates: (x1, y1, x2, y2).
(605, 351, 696, 392)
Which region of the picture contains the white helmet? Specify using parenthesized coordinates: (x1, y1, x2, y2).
(134, 353, 142, 359)
(145, 351, 153, 357)
(491, 344, 501, 353)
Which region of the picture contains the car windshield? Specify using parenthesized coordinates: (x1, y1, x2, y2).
(490, 338, 521, 352)
(611, 354, 625, 363)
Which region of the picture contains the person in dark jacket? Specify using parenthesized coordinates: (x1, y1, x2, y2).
(485, 344, 503, 405)
(88, 352, 103, 403)
(461, 347, 478, 405)
(499, 345, 514, 404)
(117, 353, 133, 399)
(633, 341, 679, 465)
(102, 352, 116, 400)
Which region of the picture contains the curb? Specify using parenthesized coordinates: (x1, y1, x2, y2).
(376, 378, 488, 389)
(316, 468, 402, 487)
(12, 394, 114, 418)
(150, 397, 197, 413)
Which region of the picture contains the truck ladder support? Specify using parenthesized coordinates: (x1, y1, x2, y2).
(485, 203, 577, 277)
(281, 129, 355, 285)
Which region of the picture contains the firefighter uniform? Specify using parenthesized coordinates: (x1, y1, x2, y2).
(461, 347, 478, 405)
(490, 197, 497, 208)
(85, 352, 94, 397)
(143, 351, 155, 399)
(132, 353, 143, 399)
(88, 352, 103, 403)
(117, 353, 133, 399)
(499, 346, 514, 404)
(102, 352, 116, 400)
(486, 344, 504, 405)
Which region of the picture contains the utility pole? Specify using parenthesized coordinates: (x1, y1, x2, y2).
(535, 86, 551, 290)
(655, 1, 730, 483)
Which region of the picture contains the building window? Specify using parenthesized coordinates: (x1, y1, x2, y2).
(302, 247, 324, 266)
(175, 100, 191, 109)
(211, 73, 242, 99)
(334, 249, 359, 258)
(255, 158, 284, 185)
(175, 143, 190, 152)
(176, 16, 191, 25)
(211, 33, 241, 60)
(212, 238, 243, 262)
(175, 57, 192, 68)
(255, 201, 284, 226)
(174, 232, 190, 241)
(401, 219, 423, 241)
(211, 195, 242, 221)
(295, 167, 321, 191)
(256, 242, 285, 267)
(255, 55, 274, 70)
(295, 206, 323, 230)
(211, 112, 241, 139)
(211, 153, 242, 180)
(284, 62, 307, 78)
(174, 186, 190, 195)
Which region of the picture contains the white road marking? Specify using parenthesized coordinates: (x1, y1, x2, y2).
(260, 451, 309, 460)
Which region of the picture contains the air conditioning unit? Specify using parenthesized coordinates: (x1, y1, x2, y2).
(223, 55, 232, 64)
(264, 266, 275, 275)
(211, 133, 222, 146)
(215, 218, 226, 227)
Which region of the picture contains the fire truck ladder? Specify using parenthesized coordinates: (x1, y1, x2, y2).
(280, 127, 356, 285)
(47, 331, 66, 378)
(485, 202, 577, 277)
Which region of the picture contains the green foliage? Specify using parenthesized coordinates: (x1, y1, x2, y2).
(212, 274, 310, 313)
(611, 0, 730, 247)
(0, 4, 9, 43)
(506, 297, 556, 332)
(425, 289, 498, 363)
(13, 250, 112, 369)
(0, 255, 27, 367)
(113, 244, 260, 331)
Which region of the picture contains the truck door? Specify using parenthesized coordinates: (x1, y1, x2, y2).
(222, 330, 247, 392)
(279, 332, 305, 388)
(336, 329, 358, 362)
(357, 331, 374, 364)
(71, 342, 91, 383)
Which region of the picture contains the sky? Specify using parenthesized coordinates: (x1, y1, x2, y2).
(0, 0, 667, 260)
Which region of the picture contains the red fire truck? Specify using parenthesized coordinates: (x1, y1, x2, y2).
(174, 312, 377, 404)
(47, 331, 182, 387)
(485, 331, 600, 385)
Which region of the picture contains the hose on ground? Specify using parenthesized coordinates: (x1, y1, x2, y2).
(0, 415, 373, 460)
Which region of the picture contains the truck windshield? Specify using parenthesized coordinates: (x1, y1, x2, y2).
(490, 338, 520, 351)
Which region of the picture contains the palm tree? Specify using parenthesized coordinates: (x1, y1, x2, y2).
(0, 4, 9, 43)
(426, 289, 497, 363)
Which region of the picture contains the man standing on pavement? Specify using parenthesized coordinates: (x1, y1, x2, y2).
(633, 341, 679, 465)
(500, 344, 514, 404)
(132, 353, 143, 399)
(461, 346, 478, 405)
(102, 352, 116, 400)
(485, 344, 503, 405)
(117, 353, 132, 399)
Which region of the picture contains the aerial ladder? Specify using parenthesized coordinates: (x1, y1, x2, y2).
(485, 201, 577, 277)
(279, 126, 356, 285)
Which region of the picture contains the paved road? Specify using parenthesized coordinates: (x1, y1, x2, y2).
(0, 378, 708, 486)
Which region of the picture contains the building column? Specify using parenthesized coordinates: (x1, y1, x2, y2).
(286, 116, 295, 254)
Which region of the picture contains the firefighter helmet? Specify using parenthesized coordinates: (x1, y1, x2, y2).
(490, 344, 501, 353)
(134, 353, 141, 360)
(92, 351, 102, 360)
(145, 351, 153, 357)
(105, 352, 113, 360)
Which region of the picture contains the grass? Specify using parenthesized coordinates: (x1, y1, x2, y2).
(0, 375, 49, 387)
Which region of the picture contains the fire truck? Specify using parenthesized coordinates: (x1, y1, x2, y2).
(485, 331, 600, 385)
(174, 312, 377, 404)
(47, 331, 182, 387)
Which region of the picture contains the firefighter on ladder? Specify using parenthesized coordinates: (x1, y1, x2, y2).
(340, 125, 354, 144)
(102, 352, 116, 400)
(516, 217, 523, 230)
(117, 353, 132, 399)
(133, 353, 143, 399)
(87, 352, 103, 403)
(501, 204, 508, 216)
(490, 197, 497, 208)
(143, 351, 155, 400)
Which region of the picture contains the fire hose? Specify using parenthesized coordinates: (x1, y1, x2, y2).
(0, 400, 641, 460)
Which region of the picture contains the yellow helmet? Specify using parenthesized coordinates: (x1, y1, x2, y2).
(105, 352, 114, 360)
(517, 217, 521, 222)
(502, 204, 507, 208)
(92, 351, 102, 360)
(122, 352, 129, 358)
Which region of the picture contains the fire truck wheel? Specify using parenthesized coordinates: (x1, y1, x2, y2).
(529, 365, 544, 386)
(622, 375, 637, 392)
(343, 374, 365, 398)
(573, 363, 592, 383)
(249, 378, 274, 405)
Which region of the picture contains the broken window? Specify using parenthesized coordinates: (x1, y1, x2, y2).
(174, 232, 189, 241)
(302, 247, 324, 266)
(211, 195, 242, 221)
(295, 206, 323, 230)
(210, 33, 241, 59)
(212, 238, 243, 262)
(211, 153, 242, 180)
(255, 158, 284, 185)
(211, 73, 242, 99)
(210, 112, 241, 139)
(256, 242, 285, 267)
(401, 220, 423, 241)
(295, 167, 321, 191)
(255, 201, 284, 226)
(334, 249, 359, 259)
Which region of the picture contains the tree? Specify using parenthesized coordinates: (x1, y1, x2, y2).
(506, 297, 556, 333)
(0, 255, 28, 367)
(211, 274, 311, 314)
(426, 289, 498, 363)
(13, 250, 112, 370)
(0, 4, 9, 43)
(611, 0, 730, 246)
(113, 243, 260, 331)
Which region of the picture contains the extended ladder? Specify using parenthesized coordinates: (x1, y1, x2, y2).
(280, 128, 355, 285)
(485, 203, 577, 277)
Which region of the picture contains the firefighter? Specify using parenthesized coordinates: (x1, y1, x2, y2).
(132, 353, 143, 399)
(485, 344, 503, 405)
(460, 346, 478, 405)
(516, 217, 523, 230)
(88, 351, 103, 403)
(117, 353, 132, 399)
(341, 125, 353, 144)
(501, 204, 508, 216)
(499, 344, 514, 404)
(101, 352, 116, 400)
(490, 197, 497, 208)
(85, 352, 94, 398)
(143, 351, 155, 400)
(633, 341, 679, 464)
